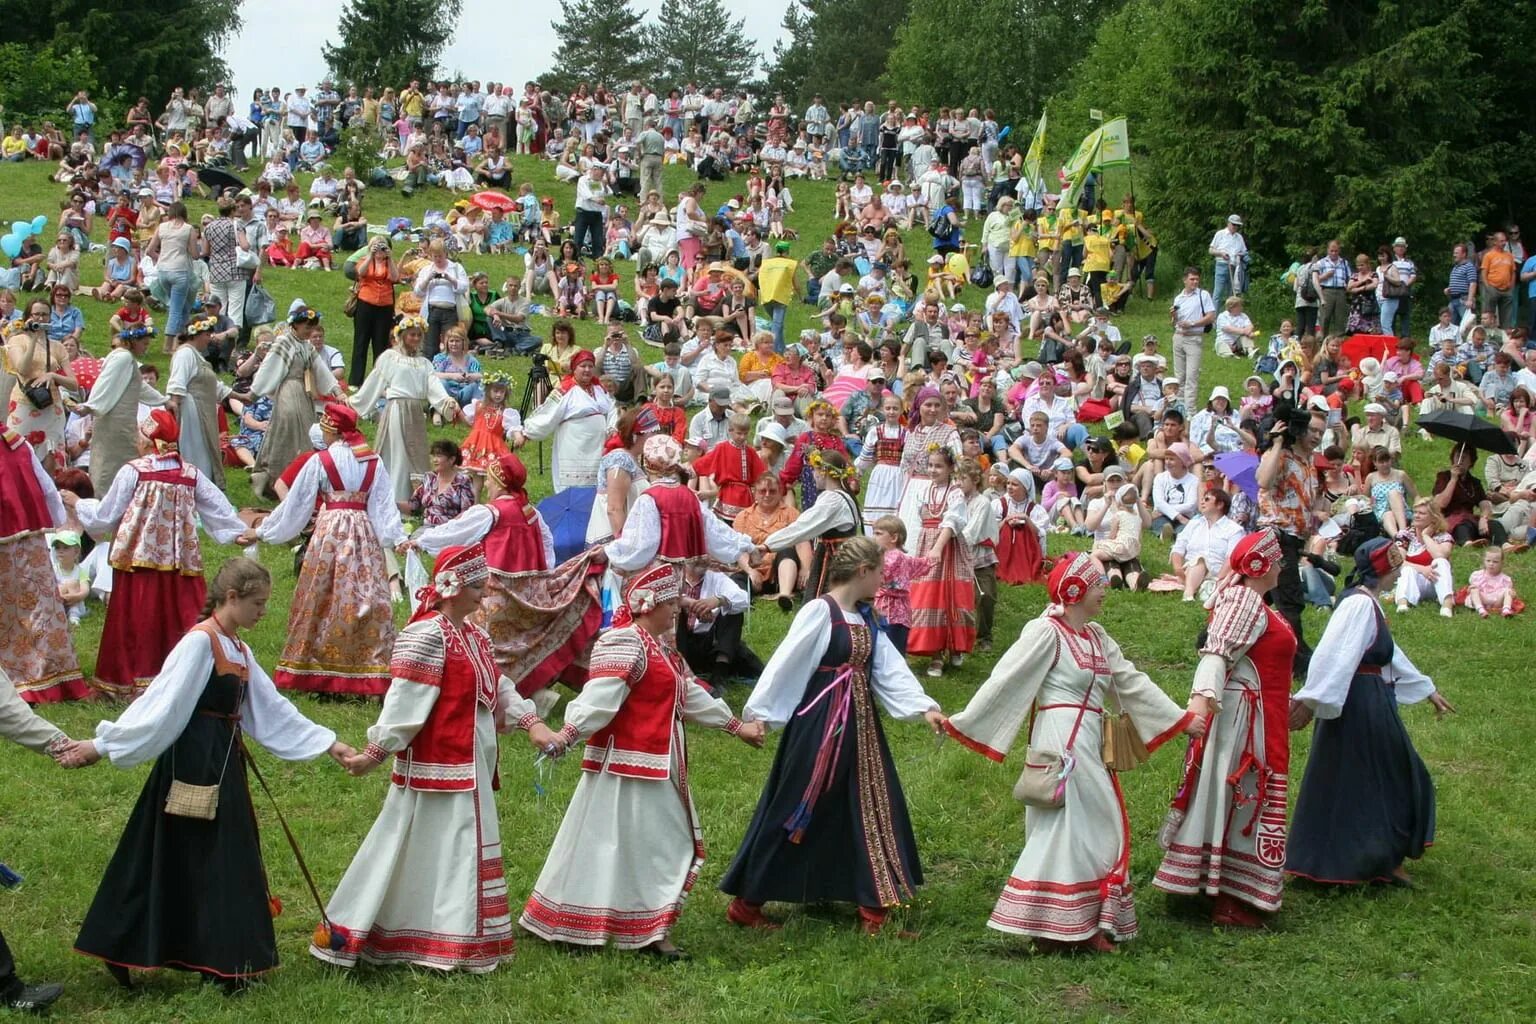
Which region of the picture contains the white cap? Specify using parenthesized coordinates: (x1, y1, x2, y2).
(1052, 457, 1075, 472)
(1307, 395, 1331, 412)
(1364, 402, 1388, 415)
(757, 421, 788, 446)
(1163, 375, 1180, 386)
(1209, 385, 1230, 402)
(1227, 214, 1243, 226)
(1103, 465, 1128, 481)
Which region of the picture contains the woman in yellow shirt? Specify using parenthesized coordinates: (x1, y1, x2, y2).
(1008, 210, 1038, 288)
(1082, 222, 1114, 306)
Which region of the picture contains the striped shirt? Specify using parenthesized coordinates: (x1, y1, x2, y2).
(1448, 258, 1477, 299)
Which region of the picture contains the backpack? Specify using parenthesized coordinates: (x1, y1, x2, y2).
(1297, 262, 1320, 303)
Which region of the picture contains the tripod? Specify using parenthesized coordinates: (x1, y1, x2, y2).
(518, 356, 553, 475)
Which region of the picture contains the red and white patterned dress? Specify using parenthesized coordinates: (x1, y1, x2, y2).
(945, 615, 1193, 943)
(906, 482, 975, 659)
(0, 430, 85, 702)
(257, 443, 404, 695)
(520, 624, 742, 949)
(312, 612, 537, 973)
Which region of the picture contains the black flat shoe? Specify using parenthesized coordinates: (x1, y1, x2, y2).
(640, 942, 689, 962)
(105, 963, 134, 991)
(776, 595, 793, 613)
(4, 982, 63, 1014)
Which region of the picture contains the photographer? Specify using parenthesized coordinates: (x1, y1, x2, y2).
(411, 240, 468, 359)
(351, 237, 400, 384)
(1256, 406, 1327, 677)
(5, 300, 77, 467)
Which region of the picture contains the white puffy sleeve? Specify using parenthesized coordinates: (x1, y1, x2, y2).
(702, 496, 754, 562)
(348, 351, 392, 419)
(75, 462, 140, 538)
(412, 503, 495, 554)
(870, 624, 939, 722)
(193, 468, 247, 543)
(92, 630, 211, 766)
(495, 675, 539, 733)
(763, 491, 852, 550)
(520, 389, 569, 442)
(243, 653, 336, 760)
(1386, 643, 1436, 706)
(365, 681, 440, 753)
(251, 343, 288, 398)
(944, 617, 1058, 761)
(256, 456, 322, 543)
(855, 424, 880, 471)
(367, 461, 405, 548)
(743, 597, 830, 729)
(1292, 592, 1377, 720)
(167, 345, 196, 397)
(603, 492, 660, 571)
(681, 672, 740, 729)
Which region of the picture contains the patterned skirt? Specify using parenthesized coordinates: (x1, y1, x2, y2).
(0, 533, 86, 703)
(906, 524, 976, 658)
(274, 508, 394, 695)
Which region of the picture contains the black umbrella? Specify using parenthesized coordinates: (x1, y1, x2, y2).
(197, 167, 246, 195)
(1417, 409, 1518, 455)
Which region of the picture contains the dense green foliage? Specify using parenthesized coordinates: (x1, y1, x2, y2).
(763, 0, 911, 107)
(0, 43, 102, 125)
(0, 0, 241, 107)
(321, 0, 464, 88)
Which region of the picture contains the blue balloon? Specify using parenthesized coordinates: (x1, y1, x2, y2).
(30, 215, 47, 234)
(10, 221, 30, 239)
(1, 234, 21, 260)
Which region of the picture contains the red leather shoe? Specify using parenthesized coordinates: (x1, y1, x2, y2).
(1211, 894, 1268, 929)
(726, 898, 781, 930)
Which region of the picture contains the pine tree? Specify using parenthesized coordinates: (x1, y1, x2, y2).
(761, 0, 910, 107)
(542, 0, 649, 93)
(646, 0, 760, 93)
(322, 0, 463, 87)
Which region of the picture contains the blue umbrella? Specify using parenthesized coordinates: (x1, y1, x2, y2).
(536, 487, 596, 565)
(1212, 451, 1260, 500)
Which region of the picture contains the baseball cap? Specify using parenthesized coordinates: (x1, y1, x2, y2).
(1052, 457, 1075, 472)
(838, 283, 855, 294)
(1364, 402, 1388, 415)
(709, 386, 732, 403)
(771, 395, 795, 414)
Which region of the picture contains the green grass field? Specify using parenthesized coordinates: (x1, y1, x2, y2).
(1, 154, 1533, 1023)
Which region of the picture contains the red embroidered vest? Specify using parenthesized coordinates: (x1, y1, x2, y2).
(581, 627, 680, 780)
(390, 615, 499, 792)
(0, 430, 52, 539)
(648, 482, 705, 560)
(483, 494, 547, 572)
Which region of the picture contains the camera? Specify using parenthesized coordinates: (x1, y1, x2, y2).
(24, 320, 44, 332)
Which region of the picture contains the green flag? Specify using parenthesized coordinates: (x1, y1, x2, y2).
(1022, 111, 1048, 189)
(1098, 117, 1130, 168)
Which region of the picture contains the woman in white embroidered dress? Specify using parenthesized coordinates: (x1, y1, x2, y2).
(250, 307, 342, 500)
(77, 325, 166, 495)
(520, 564, 765, 959)
(520, 348, 615, 493)
(166, 315, 235, 489)
(350, 316, 462, 503)
(943, 553, 1202, 951)
(314, 545, 562, 973)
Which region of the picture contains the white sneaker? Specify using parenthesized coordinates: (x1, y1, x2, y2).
(1396, 602, 1408, 614)
(1439, 605, 1453, 618)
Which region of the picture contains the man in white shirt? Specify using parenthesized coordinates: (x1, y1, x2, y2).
(1208, 213, 1247, 305)
(1151, 441, 1200, 540)
(572, 164, 609, 259)
(804, 97, 830, 141)
(1169, 487, 1244, 600)
(755, 394, 810, 444)
(916, 160, 956, 214)
(1169, 266, 1216, 415)
(689, 388, 734, 449)
(1514, 347, 1536, 394)
(676, 557, 761, 687)
(984, 277, 1023, 334)
(1020, 373, 1087, 451)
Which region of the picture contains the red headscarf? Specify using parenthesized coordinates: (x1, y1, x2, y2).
(609, 561, 682, 630)
(489, 453, 528, 505)
(1229, 528, 1281, 579)
(320, 401, 367, 447)
(1047, 551, 1106, 607)
(561, 348, 597, 393)
(140, 408, 180, 452)
(410, 543, 490, 622)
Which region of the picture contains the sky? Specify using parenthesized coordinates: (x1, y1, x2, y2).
(221, 0, 791, 98)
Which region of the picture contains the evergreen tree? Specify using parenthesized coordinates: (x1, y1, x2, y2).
(541, 0, 649, 93)
(322, 0, 463, 87)
(763, 0, 911, 107)
(646, 0, 760, 93)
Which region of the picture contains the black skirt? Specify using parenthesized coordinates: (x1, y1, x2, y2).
(1285, 673, 1436, 885)
(75, 705, 279, 977)
(720, 609, 922, 909)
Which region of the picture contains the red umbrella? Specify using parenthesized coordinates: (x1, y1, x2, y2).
(470, 190, 517, 213)
(1340, 333, 1391, 370)
(71, 356, 102, 394)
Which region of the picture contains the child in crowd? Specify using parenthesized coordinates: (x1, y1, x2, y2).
(487, 207, 514, 254)
(994, 467, 1048, 584)
(1007, 410, 1066, 490)
(693, 414, 766, 525)
(554, 261, 586, 318)
(1460, 547, 1522, 618)
(1240, 374, 1273, 424)
(589, 257, 620, 324)
(1091, 483, 1147, 591)
(48, 531, 92, 624)
(226, 394, 271, 468)
(871, 515, 932, 656)
(1042, 456, 1085, 534)
(959, 428, 991, 473)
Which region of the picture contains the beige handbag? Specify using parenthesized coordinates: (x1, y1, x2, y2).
(164, 724, 238, 821)
(1101, 707, 1150, 773)
(1012, 640, 1091, 809)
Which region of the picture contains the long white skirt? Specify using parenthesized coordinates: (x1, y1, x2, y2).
(520, 735, 702, 949)
(894, 474, 932, 555)
(988, 707, 1139, 942)
(310, 709, 515, 972)
(1153, 674, 1285, 911)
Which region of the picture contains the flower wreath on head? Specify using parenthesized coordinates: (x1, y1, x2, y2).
(184, 316, 219, 336)
(121, 324, 156, 340)
(483, 369, 515, 392)
(395, 314, 427, 334)
(807, 448, 856, 482)
(804, 398, 835, 419)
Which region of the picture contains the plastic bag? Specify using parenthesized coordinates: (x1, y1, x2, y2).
(404, 548, 429, 614)
(244, 284, 276, 325)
